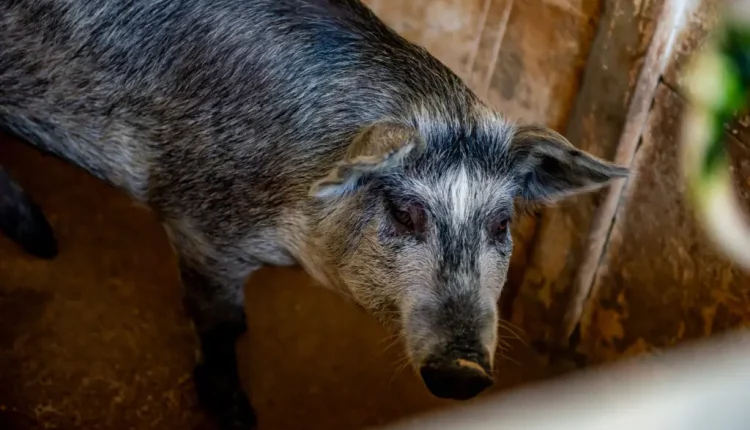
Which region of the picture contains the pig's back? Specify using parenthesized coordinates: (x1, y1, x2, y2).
(0, 0, 469, 213)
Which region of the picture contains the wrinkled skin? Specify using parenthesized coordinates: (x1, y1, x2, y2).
(0, 0, 627, 428)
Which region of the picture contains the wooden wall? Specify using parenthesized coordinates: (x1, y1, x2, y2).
(579, 0, 750, 363)
(364, 0, 601, 128)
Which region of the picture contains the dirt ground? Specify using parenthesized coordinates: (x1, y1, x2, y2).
(0, 135, 558, 429)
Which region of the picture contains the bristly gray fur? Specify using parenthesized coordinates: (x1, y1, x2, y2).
(0, 0, 627, 427)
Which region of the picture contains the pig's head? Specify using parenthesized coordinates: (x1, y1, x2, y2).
(308, 110, 627, 401)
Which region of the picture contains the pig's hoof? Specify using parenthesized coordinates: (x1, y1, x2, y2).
(216, 390, 257, 430)
(0, 198, 59, 259)
(20, 218, 59, 260)
(20, 229, 58, 259)
(194, 364, 258, 429)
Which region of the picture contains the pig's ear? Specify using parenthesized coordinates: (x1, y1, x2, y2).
(509, 125, 629, 202)
(309, 122, 424, 198)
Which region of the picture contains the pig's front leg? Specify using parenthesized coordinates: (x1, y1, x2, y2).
(174, 247, 259, 430)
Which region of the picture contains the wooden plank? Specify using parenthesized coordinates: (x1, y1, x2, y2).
(484, 0, 601, 129)
(363, 0, 490, 80)
(467, 0, 514, 96)
(578, 83, 750, 363)
(508, 0, 676, 355)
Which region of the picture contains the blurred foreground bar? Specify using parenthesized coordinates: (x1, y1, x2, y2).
(379, 331, 750, 430)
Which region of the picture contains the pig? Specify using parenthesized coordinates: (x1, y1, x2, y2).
(0, 0, 628, 428)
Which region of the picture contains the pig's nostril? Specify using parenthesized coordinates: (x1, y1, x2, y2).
(419, 358, 494, 400)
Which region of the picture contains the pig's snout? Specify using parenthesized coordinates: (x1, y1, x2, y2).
(419, 349, 494, 400)
(404, 292, 498, 400)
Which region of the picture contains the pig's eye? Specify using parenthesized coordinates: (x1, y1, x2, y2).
(392, 208, 414, 229)
(389, 203, 426, 236)
(489, 217, 510, 238)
